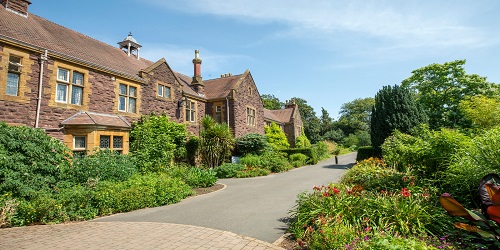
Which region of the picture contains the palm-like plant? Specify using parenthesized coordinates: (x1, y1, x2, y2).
(199, 116, 235, 168)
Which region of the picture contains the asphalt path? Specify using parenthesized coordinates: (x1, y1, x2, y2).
(93, 153, 356, 243)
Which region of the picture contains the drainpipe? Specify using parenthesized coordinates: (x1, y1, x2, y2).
(225, 96, 230, 126)
(35, 50, 48, 128)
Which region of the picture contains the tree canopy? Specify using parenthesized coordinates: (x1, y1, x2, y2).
(261, 94, 284, 110)
(337, 97, 374, 135)
(401, 59, 498, 129)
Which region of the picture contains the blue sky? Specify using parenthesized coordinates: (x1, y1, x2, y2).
(30, 0, 500, 118)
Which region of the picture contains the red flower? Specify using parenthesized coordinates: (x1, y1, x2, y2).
(323, 192, 330, 197)
(401, 188, 411, 197)
(333, 187, 340, 194)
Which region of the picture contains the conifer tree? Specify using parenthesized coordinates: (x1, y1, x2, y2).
(370, 85, 427, 155)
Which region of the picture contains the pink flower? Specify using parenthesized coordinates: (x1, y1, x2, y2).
(401, 188, 411, 197)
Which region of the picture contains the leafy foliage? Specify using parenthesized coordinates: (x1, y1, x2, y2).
(264, 122, 290, 149)
(0, 122, 70, 198)
(356, 146, 375, 162)
(166, 164, 217, 188)
(295, 131, 311, 148)
(401, 60, 498, 130)
(235, 133, 269, 156)
(291, 97, 321, 144)
(214, 163, 245, 178)
(289, 153, 308, 168)
(64, 149, 137, 184)
(199, 116, 235, 169)
(444, 127, 500, 207)
(370, 85, 427, 155)
(337, 97, 375, 135)
(261, 94, 284, 110)
(382, 126, 471, 179)
(185, 136, 200, 166)
(130, 114, 187, 172)
(459, 95, 500, 130)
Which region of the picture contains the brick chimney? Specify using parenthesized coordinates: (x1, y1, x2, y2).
(191, 50, 204, 94)
(1, 0, 31, 17)
(285, 100, 298, 109)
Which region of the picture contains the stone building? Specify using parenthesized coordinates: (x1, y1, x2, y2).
(0, 0, 292, 155)
(263, 100, 304, 147)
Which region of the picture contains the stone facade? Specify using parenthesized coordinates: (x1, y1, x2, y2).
(0, 0, 300, 155)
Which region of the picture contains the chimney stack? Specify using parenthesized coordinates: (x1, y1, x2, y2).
(191, 50, 204, 94)
(1, 0, 31, 17)
(285, 100, 298, 109)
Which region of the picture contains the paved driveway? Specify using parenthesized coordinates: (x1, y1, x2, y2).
(93, 153, 356, 243)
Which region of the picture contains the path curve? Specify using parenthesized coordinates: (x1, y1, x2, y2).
(94, 153, 356, 243)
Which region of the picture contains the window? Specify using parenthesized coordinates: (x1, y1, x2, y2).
(215, 105, 222, 123)
(157, 84, 171, 99)
(6, 55, 22, 96)
(118, 84, 137, 113)
(56, 68, 84, 105)
(100, 135, 123, 154)
(73, 136, 86, 158)
(246, 107, 256, 126)
(185, 99, 196, 122)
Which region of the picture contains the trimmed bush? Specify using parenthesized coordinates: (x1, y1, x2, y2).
(260, 151, 293, 172)
(289, 153, 308, 168)
(281, 147, 318, 164)
(239, 154, 262, 168)
(236, 133, 269, 155)
(235, 167, 271, 178)
(356, 146, 375, 162)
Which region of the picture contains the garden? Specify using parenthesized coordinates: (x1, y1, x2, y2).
(286, 60, 500, 249)
(0, 114, 338, 227)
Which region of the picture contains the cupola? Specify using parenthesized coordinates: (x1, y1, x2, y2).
(118, 32, 142, 60)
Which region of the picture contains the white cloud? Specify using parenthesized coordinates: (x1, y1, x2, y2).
(143, 0, 496, 51)
(140, 44, 254, 77)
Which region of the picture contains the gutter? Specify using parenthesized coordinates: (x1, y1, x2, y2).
(226, 96, 230, 126)
(35, 50, 48, 128)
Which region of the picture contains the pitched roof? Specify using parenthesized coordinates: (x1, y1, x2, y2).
(60, 111, 131, 128)
(203, 73, 245, 99)
(264, 108, 294, 123)
(0, 5, 153, 82)
(174, 72, 205, 98)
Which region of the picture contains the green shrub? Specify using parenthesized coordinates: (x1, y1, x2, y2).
(235, 167, 271, 178)
(214, 163, 245, 178)
(314, 141, 330, 160)
(260, 151, 293, 172)
(382, 126, 471, 178)
(185, 136, 200, 166)
(356, 146, 375, 162)
(295, 134, 311, 148)
(236, 133, 269, 155)
(264, 122, 290, 149)
(0, 122, 70, 198)
(239, 154, 262, 168)
(289, 153, 308, 168)
(281, 147, 318, 164)
(167, 164, 217, 188)
(444, 127, 500, 208)
(340, 158, 409, 192)
(130, 114, 187, 173)
(92, 173, 193, 215)
(65, 149, 137, 184)
(200, 116, 235, 169)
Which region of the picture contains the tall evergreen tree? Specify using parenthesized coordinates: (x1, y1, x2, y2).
(371, 85, 427, 155)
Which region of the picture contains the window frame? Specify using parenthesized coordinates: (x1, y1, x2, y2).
(6, 55, 22, 96)
(157, 84, 171, 99)
(185, 99, 196, 123)
(118, 83, 137, 113)
(215, 105, 222, 123)
(55, 67, 84, 105)
(99, 135, 124, 154)
(246, 107, 256, 126)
